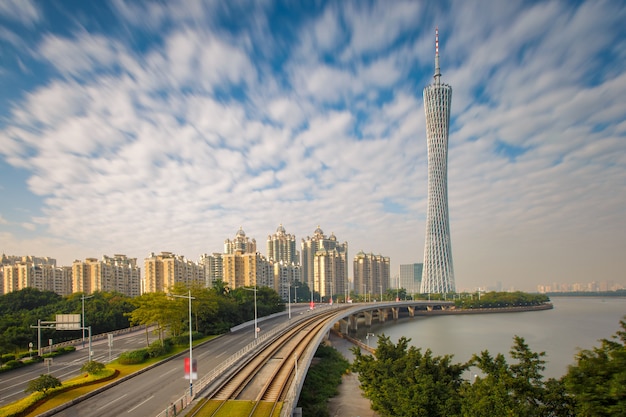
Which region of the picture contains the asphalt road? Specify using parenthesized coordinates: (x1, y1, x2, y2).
(0, 327, 153, 406)
(50, 306, 314, 417)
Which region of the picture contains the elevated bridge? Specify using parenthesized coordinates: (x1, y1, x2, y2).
(174, 300, 454, 417)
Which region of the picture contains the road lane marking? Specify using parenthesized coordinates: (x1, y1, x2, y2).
(159, 368, 177, 378)
(127, 395, 154, 413)
(97, 393, 128, 411)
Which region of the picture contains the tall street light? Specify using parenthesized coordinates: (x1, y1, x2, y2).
(81, 294, 94, 348)
(242, 286, 258, 339)
(170, 290, 195, 397)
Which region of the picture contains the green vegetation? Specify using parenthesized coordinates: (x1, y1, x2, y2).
(454, 291, 550, 309)
(80, 360, 105, 375)
(0, 283, 285, 357)
(297, 344, 351, 417)
(0, 288, 134, 355)
(25, 374, 62, 395)
(564, 318, 626, 416)
(352, 318, 626, 417)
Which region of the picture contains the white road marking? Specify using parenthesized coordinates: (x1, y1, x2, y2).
(127, 395, 154, 413)
(159, 368, 178, 378)
(97, 393, 128, 411)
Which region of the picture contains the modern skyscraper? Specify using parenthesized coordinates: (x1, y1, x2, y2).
(421, 28, 456, 294)
(399, 263, 423, 296)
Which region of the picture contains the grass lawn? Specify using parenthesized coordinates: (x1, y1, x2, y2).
(188, 400, 282, 417)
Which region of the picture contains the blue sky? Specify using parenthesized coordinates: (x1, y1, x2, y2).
(1, 0, 625, 292)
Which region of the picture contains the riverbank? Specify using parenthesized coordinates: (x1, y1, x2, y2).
(326, 332, 378, 417)
(427, 303, 553, 315)
(323, 302, 555, 416)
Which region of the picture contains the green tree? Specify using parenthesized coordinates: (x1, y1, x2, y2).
(564, 318, 626, 416)
(25, 374, 62, 395)
(126, 292, 180, 344)
(352, 335, 467, 417)
(462, 336, 573, 417)
(81, 361, 105, 375)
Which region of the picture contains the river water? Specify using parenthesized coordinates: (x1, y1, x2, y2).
(353, 296, 626, 378)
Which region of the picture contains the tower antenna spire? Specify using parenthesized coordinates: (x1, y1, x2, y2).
(434, 27, 441, 84)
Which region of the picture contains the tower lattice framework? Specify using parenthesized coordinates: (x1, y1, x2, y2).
(421, 28, 455, 294)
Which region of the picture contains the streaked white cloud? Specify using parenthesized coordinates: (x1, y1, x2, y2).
(0, 0, 624, 292)
(0, 0, 41, 25)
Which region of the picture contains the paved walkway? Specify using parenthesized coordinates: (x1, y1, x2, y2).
(326, 333, 379, 417)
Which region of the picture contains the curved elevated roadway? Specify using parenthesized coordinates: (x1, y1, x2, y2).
(40, 301, 452, 417)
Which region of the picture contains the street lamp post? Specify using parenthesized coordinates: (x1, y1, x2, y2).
(288, 280, 291, 320)
(81, 294, 94, 348)
(169, 290, 195, 397)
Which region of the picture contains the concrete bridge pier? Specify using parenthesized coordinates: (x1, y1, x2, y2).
(407, 306, 415, 317)
(338, 319, 349, 334)
(363, 311, 373, 327)
(377, 308, 388, 323)
(349, 314, 358, 331)
(392, 307, 399, 320)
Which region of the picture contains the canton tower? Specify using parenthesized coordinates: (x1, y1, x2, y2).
(421, 28, 455, 294)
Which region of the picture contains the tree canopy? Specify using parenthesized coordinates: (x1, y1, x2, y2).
(25, 374, 62, 394)
(352, 320, 626, 417)
(564, 318, 626, 416)
(1, 284, 284, 355)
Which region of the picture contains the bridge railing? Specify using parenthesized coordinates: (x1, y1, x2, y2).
(153, 318, 294, 417)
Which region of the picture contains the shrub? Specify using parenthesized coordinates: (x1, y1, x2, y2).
(147, 339, 173, 358)
(169, 331, 203, 347)
(81, 361, 106, 375)
(169, 335, 188, 346)
(118, 349, 149, 365)
(23, 357, 43, 365)
(1, 353, 16, 362)
(3, 360, 24, 370)
(57, 346, 76, 353)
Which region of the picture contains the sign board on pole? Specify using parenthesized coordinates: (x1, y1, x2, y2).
(184, 357, 198, 380)
(108, 334, 114, 347)
(56, 314, 81, 330)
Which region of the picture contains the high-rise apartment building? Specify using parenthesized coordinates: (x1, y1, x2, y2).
(267, 224, 298, 264)
(273, 260, 302, 301)
(353, 251, 391, 300)
(143, 252, 204, 293)
(267, 224, 301, 301)
(302, 227, 348, 301)
(421, 28, 456, 294)
(224, 226, 257, 254)
(72, 254, 140, 297)
(399, 263, 423, 296)
(222, 251, 272, 289)
(1, 256, 72, 296)
(221, 228, 272, 290)
(199, 252, 223, 287)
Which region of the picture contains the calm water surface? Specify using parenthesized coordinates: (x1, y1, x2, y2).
(354, 297, 626, 378)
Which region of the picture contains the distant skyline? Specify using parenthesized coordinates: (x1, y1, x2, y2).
(1, 0, 625, 292)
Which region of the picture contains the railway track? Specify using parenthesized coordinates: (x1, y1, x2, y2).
(188, 308, 348, 417)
